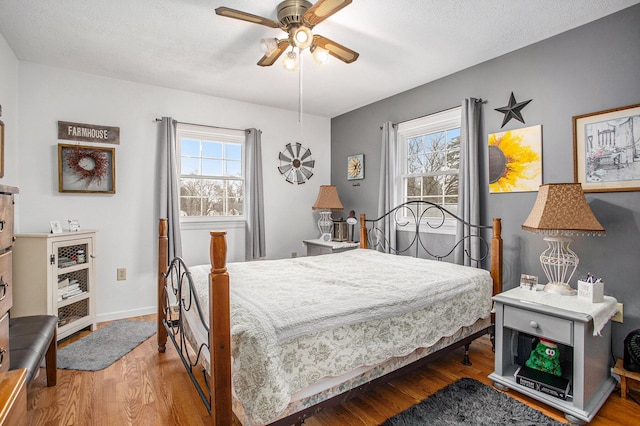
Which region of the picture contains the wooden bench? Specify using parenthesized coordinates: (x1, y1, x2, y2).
(9, 315, 57, 386)
(614, 359, 640, 399)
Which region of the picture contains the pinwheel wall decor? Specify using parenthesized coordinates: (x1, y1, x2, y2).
(278, 142, 314, 184)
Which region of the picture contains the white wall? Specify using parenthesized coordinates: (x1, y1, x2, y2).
(0, 34, 20, 190)
(16, 61, 330, 322)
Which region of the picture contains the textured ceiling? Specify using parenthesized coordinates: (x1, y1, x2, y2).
(1, 0, 638, 117)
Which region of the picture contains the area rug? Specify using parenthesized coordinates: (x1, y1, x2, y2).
(382, 377, 564, 425)
(57, 320, 156, 371)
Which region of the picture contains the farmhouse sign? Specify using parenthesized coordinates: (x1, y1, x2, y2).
(58, 121, 120, 144)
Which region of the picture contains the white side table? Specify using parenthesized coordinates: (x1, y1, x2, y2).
(489, 287, 618, 424)
(303, 239, 359, 256)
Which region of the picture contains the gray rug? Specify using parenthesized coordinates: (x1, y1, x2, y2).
(57, 320, 156, 371)
(382, 377, 564, 425)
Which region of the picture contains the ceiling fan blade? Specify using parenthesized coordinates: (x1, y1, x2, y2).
(303, 0, 352, 27)
(215, 7, 280, 28)
(312, 35, 359, 63)
(257, 39, 290, 66)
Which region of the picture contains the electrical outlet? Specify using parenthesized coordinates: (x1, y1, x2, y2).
(611, 303, 623, 323)
(117, 268, 127, 281)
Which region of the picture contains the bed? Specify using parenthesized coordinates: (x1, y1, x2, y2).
(157, 201, 503, 425)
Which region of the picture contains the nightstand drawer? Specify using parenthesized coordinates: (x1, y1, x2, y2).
(0, 194, 15, 252)
(0, 252, 12, 317)
(503, 305, 573, 345)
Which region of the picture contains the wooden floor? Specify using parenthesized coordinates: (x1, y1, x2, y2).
(25, 316, 640, 425)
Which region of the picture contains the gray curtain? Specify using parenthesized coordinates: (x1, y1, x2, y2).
(159, 117, 182, 260)
(377, 121, 397, 253)
(245, 128, 266, 260)
(455, 98, 482, 265)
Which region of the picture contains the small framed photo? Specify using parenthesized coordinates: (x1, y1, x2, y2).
(520, 274, 538, 291)
(50, 220, 63, 234)
(347, 154, 364, 180)
(68, 219, 80, 232)
(58, 144, 116, 193)
(573, 103, 640, 192)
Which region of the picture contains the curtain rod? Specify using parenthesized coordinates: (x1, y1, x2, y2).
(380, 98, 485, 130)
(154, 118, 248, 133)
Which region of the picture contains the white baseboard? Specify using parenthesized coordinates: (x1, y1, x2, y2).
(95, 306, 156, 323)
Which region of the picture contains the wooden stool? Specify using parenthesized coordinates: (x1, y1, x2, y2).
(613, 359, 640, 399)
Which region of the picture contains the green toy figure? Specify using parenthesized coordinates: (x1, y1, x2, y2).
(526, 338, 562, 377)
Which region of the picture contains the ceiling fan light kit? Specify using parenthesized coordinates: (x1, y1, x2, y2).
(282, 50, 299, 71)
(215, 0, 359, 68)
(260, 37, 279, 55)
(291, 26, 312, 49)
(311, 45, 329, 64)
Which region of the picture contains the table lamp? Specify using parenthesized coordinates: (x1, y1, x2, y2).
(521, 183, 605, 295)
(312, 185, 343, 242)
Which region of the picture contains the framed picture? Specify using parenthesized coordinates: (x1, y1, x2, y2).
(347, 154, 364, 180)
(488, 125, 542, 193)
(50, 220, 63, 234)
(68, 219, 81, 232)
(58, 144, 116, 193)
(573, 103, 640, 192)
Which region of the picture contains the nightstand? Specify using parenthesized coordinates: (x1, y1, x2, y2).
(303, 239, 359, 256)
(489, 287, 618, 424)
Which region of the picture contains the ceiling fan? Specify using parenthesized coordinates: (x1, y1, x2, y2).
(215, 0, 359, 67)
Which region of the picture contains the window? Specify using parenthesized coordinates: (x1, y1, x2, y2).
(397, 107, 461, 229)
(176, 123, 244, 219)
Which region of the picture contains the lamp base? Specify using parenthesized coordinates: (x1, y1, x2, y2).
(543, 282, 576, 296)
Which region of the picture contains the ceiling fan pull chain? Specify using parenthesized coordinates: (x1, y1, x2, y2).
(299, 47, 304, 125)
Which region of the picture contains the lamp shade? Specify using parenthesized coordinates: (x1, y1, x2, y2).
(522, 183, 605, 236)
(312, 185, 343, 210)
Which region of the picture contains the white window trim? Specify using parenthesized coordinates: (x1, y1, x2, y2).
(396, 107, 461, 235)
(180, 217, 245, 231)
(176, 123, 245, 226)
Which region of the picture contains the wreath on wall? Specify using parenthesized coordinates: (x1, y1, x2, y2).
(66, 147, 110, 186)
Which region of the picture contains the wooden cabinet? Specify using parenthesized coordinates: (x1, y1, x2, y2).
(489, 287, 616, 424)
(0, 184, 18, 374)
(12, 230, 97, 340)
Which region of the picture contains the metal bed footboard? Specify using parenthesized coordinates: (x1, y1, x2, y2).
(160, 256, 212, 413)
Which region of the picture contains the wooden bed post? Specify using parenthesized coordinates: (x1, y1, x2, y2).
(490, 218, 503, 296)
(157, 218, 168, 353)
(209, 231, 233, 426)
(359, 213, 368, 249)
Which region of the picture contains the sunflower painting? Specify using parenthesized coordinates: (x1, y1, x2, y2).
(488, 125, 542, 193)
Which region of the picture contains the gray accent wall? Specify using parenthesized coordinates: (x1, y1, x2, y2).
(331, 4, 640, 358)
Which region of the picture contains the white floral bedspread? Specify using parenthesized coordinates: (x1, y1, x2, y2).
(187, 248, 492, 425)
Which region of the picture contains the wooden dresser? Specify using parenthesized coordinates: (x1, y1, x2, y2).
(0, 184, 18, 374)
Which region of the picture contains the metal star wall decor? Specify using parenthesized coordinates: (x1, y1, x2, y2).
(495, 92, 532, 128)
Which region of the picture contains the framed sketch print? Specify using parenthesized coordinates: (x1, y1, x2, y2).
(574, 103, 640, 192)
(347, 154, 364, 180)
(58, 144, 116, 193)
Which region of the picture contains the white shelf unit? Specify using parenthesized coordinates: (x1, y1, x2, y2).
(12, 230, 97, 340)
